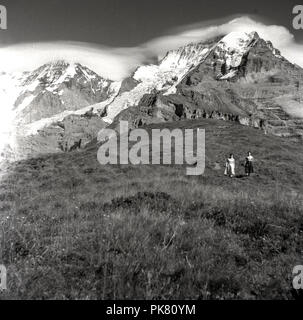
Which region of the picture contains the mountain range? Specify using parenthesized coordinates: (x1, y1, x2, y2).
(1, 30, 303, 160)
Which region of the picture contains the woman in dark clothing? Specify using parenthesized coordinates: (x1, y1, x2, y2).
(244, 151, 254, 176)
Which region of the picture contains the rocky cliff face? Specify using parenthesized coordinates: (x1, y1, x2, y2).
(108, 92, 265, 134)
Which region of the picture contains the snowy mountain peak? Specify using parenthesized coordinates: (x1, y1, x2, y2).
(219, 31, 259, 50)
(216, 31, 259, 69)
(8, 60, 121, 130)
(22, 61, 96, 88)
(17, 60, 117, 98)
(47, 59, 70, 67)
(104, 30, 293, 121)
(159, 41, 212, 71)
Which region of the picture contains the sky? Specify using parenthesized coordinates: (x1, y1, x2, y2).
(0, 0, 302, 79)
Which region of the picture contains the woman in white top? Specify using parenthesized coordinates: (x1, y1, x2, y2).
(224, 154, 236, 177)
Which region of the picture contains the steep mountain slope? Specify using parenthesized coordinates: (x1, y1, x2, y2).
(102, 38, 218, 122)
(0, 62, 121, 159)
(14, 61, 120, 127)
(106, 31, 303, 140)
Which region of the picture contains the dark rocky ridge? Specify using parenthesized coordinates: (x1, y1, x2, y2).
(108, 92, 266, 134)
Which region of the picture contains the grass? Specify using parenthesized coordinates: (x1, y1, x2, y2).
(0, 118, 303, 300)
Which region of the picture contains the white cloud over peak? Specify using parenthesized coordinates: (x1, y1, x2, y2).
(0, 42, 148, 80)
(143, 16, 302, 63)
(0, 16, 302, 80)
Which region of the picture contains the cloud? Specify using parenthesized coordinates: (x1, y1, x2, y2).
(0, 16, 302, 80)
(144, 16, 303, 64)
(0, 41, 149, 80)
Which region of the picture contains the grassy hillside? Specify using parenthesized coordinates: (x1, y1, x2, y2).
(0, 119, 303, 299)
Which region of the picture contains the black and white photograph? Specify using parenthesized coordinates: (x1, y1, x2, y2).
(0, 0, 303, 305)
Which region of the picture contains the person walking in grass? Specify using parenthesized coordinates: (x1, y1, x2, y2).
(224, 154, 236, 177)
(244, 151, 254, 176)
